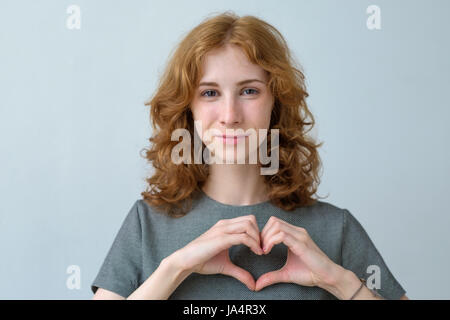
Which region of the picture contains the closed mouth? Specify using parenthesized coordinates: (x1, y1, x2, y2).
(215, 134, 249, 138)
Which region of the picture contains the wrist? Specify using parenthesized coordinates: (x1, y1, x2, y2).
(318, 266, 362, 300)
(127, 252, 192, 299)
(162, 251, 193, 281)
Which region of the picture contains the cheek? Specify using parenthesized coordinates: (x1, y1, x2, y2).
(245, 103, 272, 128)
(192, 106, 216, 128)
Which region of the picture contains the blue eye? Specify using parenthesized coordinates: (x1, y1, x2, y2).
(243, 88, 259, 95)
(200, 88, 259, 97)
(201, 90, 217, 97)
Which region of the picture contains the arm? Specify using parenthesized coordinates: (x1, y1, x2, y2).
(92, 252, 191, 300)
(127, 252, 191, 300)
(319, 266, 409, 300)
(94, 214, 263, 300)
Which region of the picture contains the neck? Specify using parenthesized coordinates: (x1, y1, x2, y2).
(201, 163, 269, 206)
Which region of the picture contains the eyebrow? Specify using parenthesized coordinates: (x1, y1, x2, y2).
(198, 79, 266, 87)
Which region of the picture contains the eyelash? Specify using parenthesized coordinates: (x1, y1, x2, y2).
(200, 88, 260, 98)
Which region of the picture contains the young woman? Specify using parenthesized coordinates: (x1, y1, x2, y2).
(91, 11, 408, 300)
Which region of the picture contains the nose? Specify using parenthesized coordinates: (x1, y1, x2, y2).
(219, 96, 242, 127)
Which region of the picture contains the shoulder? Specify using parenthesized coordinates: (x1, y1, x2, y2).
(135, 199, 150, 214)
(133, 199, 158, 219)
(133, 198, 175, 223)
(306, 199, 347, 214)
(276, 199, 348, 234)
(298, 199, 348, 222)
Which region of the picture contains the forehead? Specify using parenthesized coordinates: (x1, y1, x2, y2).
(199, 44, 268, 82)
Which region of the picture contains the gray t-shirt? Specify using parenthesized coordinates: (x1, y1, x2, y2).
(91, 191, 406, 299)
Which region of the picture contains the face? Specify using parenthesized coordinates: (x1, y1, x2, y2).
(190, 44, 274, 164)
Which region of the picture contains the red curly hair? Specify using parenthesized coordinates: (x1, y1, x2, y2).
(140, 11, 327, 218)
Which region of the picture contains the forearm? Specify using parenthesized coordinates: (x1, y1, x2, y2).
(319, 266, 384, 300)
(127, 254, 191, 300)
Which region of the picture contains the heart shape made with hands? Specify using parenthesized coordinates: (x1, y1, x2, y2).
(226, 217, 337, 292)
(230, 239, 287, 279)
(229, 237, 288, 290)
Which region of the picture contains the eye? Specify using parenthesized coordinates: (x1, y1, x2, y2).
(242, 88, 259, 95)
(200, 88, 260, 98)
(201, 90, 217, 97)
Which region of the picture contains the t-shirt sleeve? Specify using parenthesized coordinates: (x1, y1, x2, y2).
(341, 209, 407, 300)
(91, 200, 142, 298)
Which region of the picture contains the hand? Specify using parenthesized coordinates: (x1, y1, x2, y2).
(255, 216, 342, 292)
(173, 214, 264, 291)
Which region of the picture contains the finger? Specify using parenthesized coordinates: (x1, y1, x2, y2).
(259, 217, 272, 240)
(238, 215, 260, 241)
(219, 214, 259, 235)
(226, 233, 263, 255)
(261, 221, 299, 252)
(260, 216, 284, 240)
(222, 261, 256, 291)
(263, 230, 302, 255)
(255, 268, 290, 292)
(261, 220, 285, 248)
(221, 220, 261, 247)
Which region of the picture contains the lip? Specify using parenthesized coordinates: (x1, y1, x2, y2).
(214, 133, 250, 139)
(213, 134, 249, 145)
(214, 134, 250, 138)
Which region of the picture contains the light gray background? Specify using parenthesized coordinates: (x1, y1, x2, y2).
(0, 0, 448, 299)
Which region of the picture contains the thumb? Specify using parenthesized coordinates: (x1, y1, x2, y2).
(221, 261, 256, 291)
(255, 269, 288, 292)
